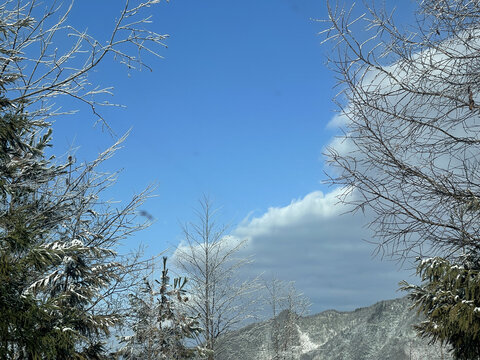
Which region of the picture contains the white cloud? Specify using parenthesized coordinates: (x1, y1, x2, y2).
(326, 112, 348, 129)
(168, 29, 480, 317)
(235, 187, 351, 240)
(233, 189, 415, 314)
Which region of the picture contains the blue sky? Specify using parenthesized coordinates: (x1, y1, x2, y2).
(51, 0, 418, 314)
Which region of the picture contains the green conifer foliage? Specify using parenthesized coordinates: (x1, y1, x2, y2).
(0, 110, 149, 359)
(0, 109, 74, 358)
(0, 109, 121, 358)
(401, 255, 480, 359)
(0, 0, 167, 357)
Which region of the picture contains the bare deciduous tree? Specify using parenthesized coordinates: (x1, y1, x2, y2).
(1, 0, 168, 130)
(0, 0, 169, 303)
(322, 1, 480, 356)
(174, 196, 260, 360)
(261, 278, 311, 360)
(321, 0, 480, 261)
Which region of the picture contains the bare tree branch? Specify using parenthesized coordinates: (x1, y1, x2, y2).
(174, 196, 261, 360)
(321, 0, 480, 262)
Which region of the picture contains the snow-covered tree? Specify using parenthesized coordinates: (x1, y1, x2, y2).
(322, 0, 480, 260)
(401, 254, 480, 360)
(174, 196, 260, 359)
(118, 257, 205, 360)
(261, 278, 310, 360)
(0, 0, 168, 358)
(0, 0, 168, 129)
(322, 0, 480, 357)
(0, 109, 155, 358)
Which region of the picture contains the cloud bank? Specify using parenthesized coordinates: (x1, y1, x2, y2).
(233, 189, 415, 313)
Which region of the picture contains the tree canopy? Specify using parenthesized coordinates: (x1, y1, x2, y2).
(0, 0, 168, 358)
(323, 0, 480, 357)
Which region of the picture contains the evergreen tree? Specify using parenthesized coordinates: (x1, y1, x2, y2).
(0, 19, 155, 359)
(0, 112, 75, 358)
(0, 0, 168, 358)
(118, 257, 205, 359)
(0, 106, 150, 358)
(401, 254, 480, 359)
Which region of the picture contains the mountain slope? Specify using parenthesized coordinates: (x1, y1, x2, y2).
(216, 297, 451, 360)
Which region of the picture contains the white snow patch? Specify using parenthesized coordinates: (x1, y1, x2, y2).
(297, 325, 319, 354)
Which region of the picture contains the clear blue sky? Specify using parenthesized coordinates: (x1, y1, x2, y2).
(51, 0, 418, 314)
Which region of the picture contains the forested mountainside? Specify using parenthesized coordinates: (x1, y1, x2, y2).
(216, 297, 451, 360)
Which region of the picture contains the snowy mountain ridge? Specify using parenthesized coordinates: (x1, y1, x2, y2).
(215, 297, 452, 360)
